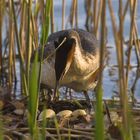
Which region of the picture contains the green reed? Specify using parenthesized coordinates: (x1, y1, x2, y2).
(28, 51, 39, 138)
(11, 0, 51, 138)
(51, 0, 55, 33)
(0, 111, 4, 140)
(28, 0, 51, 138)
(38, 0, 51, 87)
(40, 0, 51, 46)
(95, 0, 106, 140)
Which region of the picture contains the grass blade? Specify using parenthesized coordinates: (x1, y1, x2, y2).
(40, 0, 51, 46)
(28, 52, 39, 137)
(95, 1, 106, 140)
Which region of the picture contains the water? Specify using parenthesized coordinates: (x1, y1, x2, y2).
(53, 0, 140, 100)
(2, 0, 140, 101)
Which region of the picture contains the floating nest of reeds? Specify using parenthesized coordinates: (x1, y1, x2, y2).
(0, 88, 140, 139)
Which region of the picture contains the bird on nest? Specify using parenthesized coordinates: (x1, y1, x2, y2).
(33, 29, 100, 102)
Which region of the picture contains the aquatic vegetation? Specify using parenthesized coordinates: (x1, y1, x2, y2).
(0, 0, 140, 139)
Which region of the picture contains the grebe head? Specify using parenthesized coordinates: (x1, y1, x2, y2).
(53, 31, 78, 98)
(54, 31, 77, 82)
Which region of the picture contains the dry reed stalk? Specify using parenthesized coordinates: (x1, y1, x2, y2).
(29, 1, 39, 51)
(70, 0, 77, 28)
(108, 0, 125, 106)
(126, 0, 137, 90)
(12, 41, 17, 91)
(26, 0, 32, 89)
(93, 0, 98, 34)
(40, 0, 45, 28)
(133, 27, 140, 62)
(31, 13, 39, 50)
(128, 0, 140, 63)
(94, 0, 103, 37)
(62, 0, 65, 30)
(126, 38, 140, 88)
(75, 0, 78, 28)
(19, 1, 26, 59)
(8, 0, 15, 88)
(133, 23, 140, 63)
(131, 67, 140, 94)
(98, 1, 106, 89)
(11, 0, 25, 72)
(129, 0, 140, 98)
(84, 0, 92, 31)
(119, 0, 125, 87)
(122, 0, 129, 21)
(108, 0, 133, 139)
(0, 0, 4, 80)
(11, 0, 28, 96)
(33, 1, 40, 22)
(119, 1, 133, 138)
(19, 1, 26, 94)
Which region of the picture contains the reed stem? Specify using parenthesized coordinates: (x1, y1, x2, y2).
(8, 0, 14, 88)
(51, 0, 54, 32)
(62, 0, 65, 30)
(93, 0, 98, 34)
(26, 0, 32, 89)
(126, 0, 137, 91)
(108, 0, 133, 139)
(0, 0, 4, 81)
(11, 0, 28, 95)
(95, 1, 106, 140)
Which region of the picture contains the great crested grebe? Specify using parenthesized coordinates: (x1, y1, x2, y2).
(35, 29, 100, 101)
